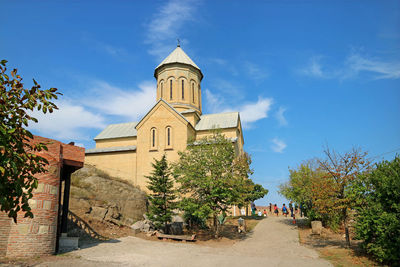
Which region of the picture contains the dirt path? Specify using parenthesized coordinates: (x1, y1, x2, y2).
(38, 217, 332, 267)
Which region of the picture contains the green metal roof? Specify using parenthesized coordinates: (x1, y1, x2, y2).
(156, 46, 201, 71)
(85, 145, 137, 154)
(154, 46, 203, 80)
(94, 122, 138, 140)
(195, 112, 239, 131)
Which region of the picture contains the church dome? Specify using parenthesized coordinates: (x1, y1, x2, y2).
(154, 45, 203, 80)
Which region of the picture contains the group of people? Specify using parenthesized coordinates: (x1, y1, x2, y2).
(265, 202, 302, 218)
(250, 201, 303, 218)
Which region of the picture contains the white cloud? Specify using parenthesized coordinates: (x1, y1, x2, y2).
(205, 89, 273, 128)
(28, 101, 106, 141)
(74, 143, 85, 148)
(145, 0, 200, 59)
(85, 80, 156, 121)
(345, 53, 400, 79)
(300, 56, 326, 78)
(271, 138, 287, 153)
(244, 61, 269, 81)
(238, 98, 273, 127)
(275, 106, 288, 127)
(28, 79, 157, 143)
(300, 53, 400, 80)
(204, 89, 221, 113)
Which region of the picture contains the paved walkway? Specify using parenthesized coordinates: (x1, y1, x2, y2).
(38, 216, 331, 267)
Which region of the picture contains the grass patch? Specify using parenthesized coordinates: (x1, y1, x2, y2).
(319, 248, 380, 267)
(297, 218, 380, 267)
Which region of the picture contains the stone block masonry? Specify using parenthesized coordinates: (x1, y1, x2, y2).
(0, 136, 84, 258)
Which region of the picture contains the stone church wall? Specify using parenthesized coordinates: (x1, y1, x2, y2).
(85, 151, 137, 184)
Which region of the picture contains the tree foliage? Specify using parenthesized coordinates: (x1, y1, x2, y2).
(317, 147, 370, 247)
(279, 147, 370, 246)
(146, 155, 176, 233)
(279, 160, 334, 224)
(353, 156, 400, 264)
(0, 60, 60, 222)
(173, 131, 261, 237)
(231, 153, 267, 208)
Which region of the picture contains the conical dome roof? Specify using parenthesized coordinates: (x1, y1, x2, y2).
(154, 46, 203, 79)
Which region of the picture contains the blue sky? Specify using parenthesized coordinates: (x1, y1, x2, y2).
(2, 1, 399, 205)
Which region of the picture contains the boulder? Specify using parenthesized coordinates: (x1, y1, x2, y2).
(311, 220, 323, 235)
(172, 215, 184, 223)
(105, 205, 121, 221)
(142, 223, 150, 232)
(170, 222, 183, 235)
(131, 220, 144, 230)
(90, 206, 108, 221)
(70, 165, 148, 226)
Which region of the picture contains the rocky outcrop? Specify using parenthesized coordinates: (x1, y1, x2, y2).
(70, 165, 147, 226)
(131, 214, 184, 235)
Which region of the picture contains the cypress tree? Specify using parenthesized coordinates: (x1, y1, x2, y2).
(146, 155, 176, 233)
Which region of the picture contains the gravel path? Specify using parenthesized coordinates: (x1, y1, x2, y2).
(38, 216, 331, 267)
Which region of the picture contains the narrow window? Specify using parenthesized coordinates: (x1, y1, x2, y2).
(170, 80, 173, 100)
(192, 83, 194, 103)
(152, 128, 155, 147)
(167, 127, 171, 146)
(165, 127, 172, 149)
(160, 83, 163, 98)
(182, 80, 184, 99)
(198, 85, 201, 107)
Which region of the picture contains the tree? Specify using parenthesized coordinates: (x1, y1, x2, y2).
(0, 60, 60, 222)
(353, 156, 400, 264)
(279, 159, 324, 220)
(173, 131, 253, 237)
(146, 155, 176, 233)
(230, 152, 268, 212)
(317, 147, 370, 247)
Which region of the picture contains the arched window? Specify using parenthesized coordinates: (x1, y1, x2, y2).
(165, 126, 172, 149)
(192, 83, 195, 103)
(170, 79, 173, 100)
(198, 85, 201, 107)
(160, 82, 163, 99)
(167, 127, 171, 146)
(181, 80, 185, 100)
(150, 128, 157, 150)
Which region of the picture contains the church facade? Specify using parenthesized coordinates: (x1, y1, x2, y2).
(85, 45, 244, 190)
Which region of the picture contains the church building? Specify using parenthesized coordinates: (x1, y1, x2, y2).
(85, 45, 245, 190)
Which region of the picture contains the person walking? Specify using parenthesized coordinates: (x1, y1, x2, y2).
(289, 201, 294, 217)
(294, 203, 298, 214)
(269, 203, 272, 214)
(251, 202, 256, 216)
(282, 204, 288, 217)
(274, 204, 279, 216)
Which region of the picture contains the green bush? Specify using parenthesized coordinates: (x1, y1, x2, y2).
(178, 198, 209, 230)
(354, 156, 400, 265)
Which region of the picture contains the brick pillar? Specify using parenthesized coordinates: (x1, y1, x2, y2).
(0, 143, 62, 257)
